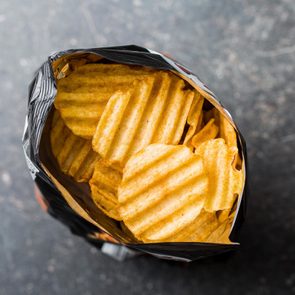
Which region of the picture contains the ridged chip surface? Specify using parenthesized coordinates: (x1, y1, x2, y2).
(195, 138, 243, 212)
(118, 144, 208, 242)
(218, 112, 238, 149)
(206, 219, 232, 244)
(50, 109, 98, 182)
(191, 118, 219, 148)
(218, 112, 243, 169)
(183, 93, 204, 145)
(160, 210, 219, 243)
(89, 159, 122, 220)
(92, 72, 195, 168)
(54, 63, 155, 138)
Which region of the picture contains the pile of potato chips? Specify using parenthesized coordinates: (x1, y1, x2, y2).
(50, 63, 244, 244)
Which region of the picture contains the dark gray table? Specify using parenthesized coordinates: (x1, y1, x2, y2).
(0, 0, 294, 294)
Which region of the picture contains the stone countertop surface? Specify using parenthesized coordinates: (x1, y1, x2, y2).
(0, 0, 294, 294)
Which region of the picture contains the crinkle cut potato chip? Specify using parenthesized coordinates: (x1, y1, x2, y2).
(219, 112, 238, 149)
(54, 63, 156, 139)
(205, 107, 242, 170)
(50, 109, 98, 182)
(89, 159, 122, 220)
(92, 72, 195, 168)
(183, 93, 204, 145)
(195, 138, 243, 212)
(118, 144, 208, 242)
(207, 208, 236, 244)
(206, 218, 233, 244)
(217, 198, 238, 223)
(218, 114, 243, 170)
(161, 210, 219, 243)
(191, 118, 219, 148)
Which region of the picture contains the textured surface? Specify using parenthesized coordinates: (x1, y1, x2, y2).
(89, 158, 122, 220)
(0, 0, 294, 294)
(195, 139, 243, 212)
(55, 63, 155, 138)
(50, 109, 98, 182)
(92, 72, 194, 168)
(119, 144, 208, 242)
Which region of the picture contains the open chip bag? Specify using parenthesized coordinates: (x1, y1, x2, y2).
(23, 45, 247, 262)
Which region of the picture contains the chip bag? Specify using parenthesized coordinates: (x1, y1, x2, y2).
(23, 45, 247, 262)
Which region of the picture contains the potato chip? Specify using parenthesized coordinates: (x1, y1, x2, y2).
(183, 93, 204, 145)
(213, 206, 236, 243)
(217, 197, 238, 223)
(206, 219, 233, 244)
(118, 144, 208, 242)
(219, 112, 238, 149)
(92, 72, 194, 168)
(204, 108, 242, 170)
(50, 109, 98, 182)
(89, 159, 122, 220)
(54, 63, 155, 139)
(160, 210, 219, 243)
(218, 209, 232, 224)
(218, 111, 243, 170)
(191, 118, 219, 148)
(184, 212, 221, 243)
(195, 139, 243, 212)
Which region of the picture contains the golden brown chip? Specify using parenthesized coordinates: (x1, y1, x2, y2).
(89, 159, 122, 220)
(195, 139, 243, 212)
(118, 144, 208, 242)
(92, 72, 194, 168)
(217, 112, 243, 170)
(183, 93, 204, 145)
(191, 118, 219, 148)
(50, 109, 98, 182)
(160, 210, 219, 243)
(217, 198, 238, 223)
(206, 219, 233, 244)
(54, 63, 155, 139)
(219, 112, 238, 149)
(205, 108, 242, 170)
(218, 209, 232, 223)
